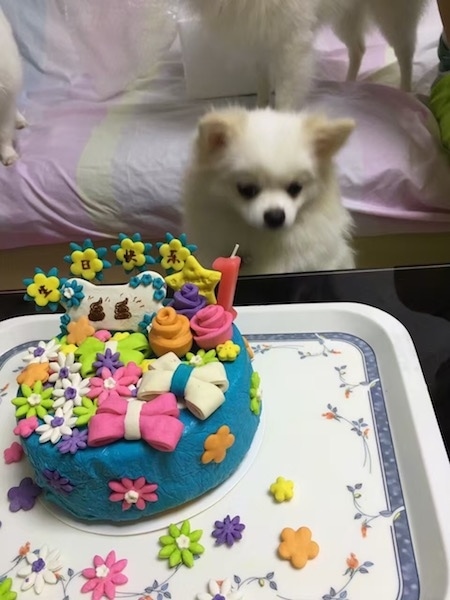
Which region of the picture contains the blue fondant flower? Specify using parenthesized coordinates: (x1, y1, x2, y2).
(60, 280, 85, 308)
(153, 277, 166, 301)
(59, 313, 71, 335)
(138, 312, 156, 334)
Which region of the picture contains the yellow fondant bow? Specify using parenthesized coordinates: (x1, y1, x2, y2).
(137, 352, 228, 420)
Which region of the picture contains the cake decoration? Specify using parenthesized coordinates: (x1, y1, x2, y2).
(165, 255, 222, 305)
(81, 550, 128, 599)
(3, 442, 24, 464)
(111, 232, 154, 273)
(108, 477, 159, 511)
(212, 244, 241, 319)
(16, 362, 49, 386)
(158, 520, 205, 568)
(156, 232, 198, 273)
(7, 477, 41, 512)
(88, 394, 184, 451)
(201, 425, 235, 464)
(0, 577, 17, 600)
(212, 515, 246, 547)
(149, 307, 193, 357)
(138, 352, 229, 420)
(16, 544, 62, 594)
(250, 372, 262, 415)
(277, 526, 320, 569)
(190, 305, 233, 349)
(23, 267, 63, 311)
(197, 578, 244, 600)
(13, 232, 260, 523)
(64, 239, 111, 281)
(269, 477, 295, 503)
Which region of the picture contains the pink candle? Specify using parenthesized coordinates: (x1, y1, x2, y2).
(212, 244, 241, 319)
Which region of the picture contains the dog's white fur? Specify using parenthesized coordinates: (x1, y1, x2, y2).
(189, 0, 426, 108)
(184, 108, 355, 275)
(0, 8, 25, 166)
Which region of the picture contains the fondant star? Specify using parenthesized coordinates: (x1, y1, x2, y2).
(165, 256, 221, 305)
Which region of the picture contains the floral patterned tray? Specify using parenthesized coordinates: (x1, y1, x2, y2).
(0, 304, 449, 600)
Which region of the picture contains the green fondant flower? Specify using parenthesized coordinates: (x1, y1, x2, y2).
(12, 381, 54, 419)
(158, 520, 204, 568)
(75, 332, 150, 377)
(184, 349, 218, 367)
(73, 397, 98, 426)
(250, 371, 262, 416)
(0, 577, 17, 600)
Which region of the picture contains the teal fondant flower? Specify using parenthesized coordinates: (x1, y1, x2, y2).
(60, 280, 85, 308)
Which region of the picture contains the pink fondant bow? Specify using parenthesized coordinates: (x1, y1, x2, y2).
(87, 393, 184, 452)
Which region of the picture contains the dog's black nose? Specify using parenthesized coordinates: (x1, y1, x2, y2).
(264, 209, 286, 228)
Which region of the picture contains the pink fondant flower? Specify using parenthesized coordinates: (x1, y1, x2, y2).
(81, 550, 128, 600)
(93, 330, 112, 342)
(4, 441, 24, 463)
(13, 416, 38, 438)
(122, 361, 142, 382)
(87, 367, 135, 404)
(108, 477, 158, 511)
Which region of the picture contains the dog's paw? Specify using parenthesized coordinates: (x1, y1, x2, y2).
(15, 111, 27, 129)
(1, 146, 19, 166)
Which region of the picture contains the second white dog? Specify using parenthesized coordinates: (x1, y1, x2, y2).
(184, 108, 355, 275)
(189, 0, 426, 108)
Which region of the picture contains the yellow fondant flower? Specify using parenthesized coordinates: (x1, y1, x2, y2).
(70, 248, 104, 281)
(270, 476, 295, 502)
(116, 238, 147, 271)
(216, 340, 240, 362)
(112, 332, 130, 341)
(159, 238, 191, 272)
(25, 270, 61, 308)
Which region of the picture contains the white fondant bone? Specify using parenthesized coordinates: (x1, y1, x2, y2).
(62, 271, 166, 332)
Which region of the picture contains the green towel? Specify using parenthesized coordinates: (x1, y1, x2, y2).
(430, 74, 450, 152)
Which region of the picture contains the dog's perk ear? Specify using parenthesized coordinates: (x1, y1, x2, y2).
(305, 115, 355, 160)
(197, 110, 245, 160)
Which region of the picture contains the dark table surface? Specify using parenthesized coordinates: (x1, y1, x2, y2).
(2, 264, 450, 458)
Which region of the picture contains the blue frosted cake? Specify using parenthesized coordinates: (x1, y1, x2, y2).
(11, 234, 261, 522)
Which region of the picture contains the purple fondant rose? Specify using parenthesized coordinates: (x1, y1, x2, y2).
(171, 283, 206, 319)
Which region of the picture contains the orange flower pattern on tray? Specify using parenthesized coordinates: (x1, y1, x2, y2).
(67, 316, 95, 345)
(17, 363, 50, 387)
(201, 425, 235, 464)
(277, 526, 320, 569)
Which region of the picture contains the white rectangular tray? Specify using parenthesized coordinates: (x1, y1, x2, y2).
(0, 303, 449, 600)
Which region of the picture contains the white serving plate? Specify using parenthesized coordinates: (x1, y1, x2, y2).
(0, 303, 449, 600)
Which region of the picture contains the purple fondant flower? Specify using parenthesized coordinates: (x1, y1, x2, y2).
(212, 515, 246, 547)
(7, 477, 42, 512)
(42, 469, 74, 494)
(93, 348, 123, 375)
(57, 427, 88, 454)
(171, 283, 206, 319)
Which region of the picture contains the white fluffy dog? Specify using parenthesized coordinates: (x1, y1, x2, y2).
(188, 0, 426, 108)
(183, 108, 355, 275)
(0, 8, 25, 166)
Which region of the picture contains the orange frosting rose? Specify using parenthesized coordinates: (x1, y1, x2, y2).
(149, 307, 193, 357)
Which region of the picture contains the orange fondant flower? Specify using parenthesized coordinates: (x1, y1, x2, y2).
(278, 527, 320, 569)
(201, 425, 235, 464)
(67, 316, 95, 345)
(17, 363, 50, 387)
(346, 552, 359, 570)
(149, 307, 192, 358)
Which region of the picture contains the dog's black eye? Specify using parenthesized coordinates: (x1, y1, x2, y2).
(287, 182, 302, 198)
(237, 183, 261, 200)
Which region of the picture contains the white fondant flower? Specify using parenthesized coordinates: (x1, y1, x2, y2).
(36, 404, 77, 444)
(197, 579, 243, 600)
(52, 373, 90, 407)
(17, 544, 62, 594)
(22, 340, 60, 364)
(48, 352, 81, 385)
